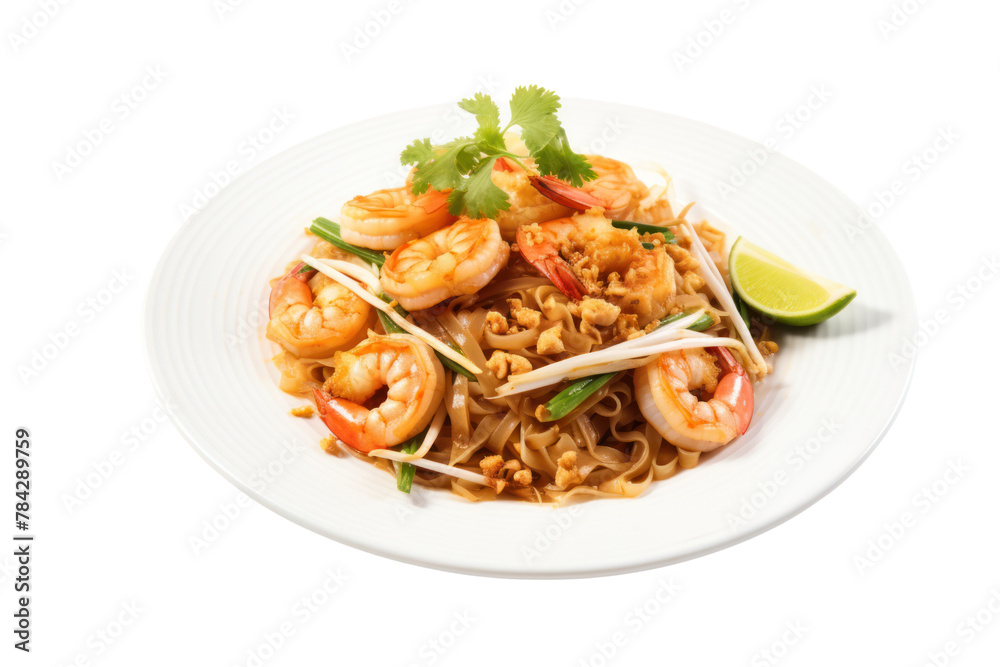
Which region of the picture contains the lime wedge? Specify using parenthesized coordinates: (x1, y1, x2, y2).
(728, 237, 856, 326)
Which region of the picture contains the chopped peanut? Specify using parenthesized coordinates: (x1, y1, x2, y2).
(513, 307, 541, 329)
(480, 454, 505, 478)
(604, 272, 629, 298)
(614, 313, 640, 337)
(480, 455, 532, 492)
(536, 324, 565, 355)
(520, 224, 545, 247)
(758, 340, 779, 357)
(665, 243, 699, 272)
(319, 435, 340, 454)
(555, 451, 585, 489)
(508, 354, 532, 376)
(290, 405, 314, 418)
(485, 310, 508, 335)
(512, 469, 532, 486)
(558, 451, 577, 467)
(682, 271, 706, 293)
(579, 319, 602, 342)
(581, 298, 620, 326)
(486, 350, 533, 380)
(508, 296, 542, 329)
(486, 351, 509, 379)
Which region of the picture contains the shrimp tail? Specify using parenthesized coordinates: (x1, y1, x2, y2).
(312, 387, 380, 453)
(269, 262, 316, 318)
(711, 347, 753, 435)
(537, 256, 587, 301)
(515, 225, 587, 301)
(530, 175, 603, 211)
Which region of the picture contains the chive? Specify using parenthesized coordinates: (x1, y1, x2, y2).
(396, 435, 422, 493)
(377, 293, 409, 326)
(310, 217, 386, 267)
(659, 310, 715, 331)
(641, 241, 655, 250)
(611, 219, 677, 244)
(296, 264, 314, 274)
(733, 289, 751, 328)
(539, 309, 715, 421)
(442, 342, 477, 381)
(539, 372, 616, 422)
(377, 309, 403, 334)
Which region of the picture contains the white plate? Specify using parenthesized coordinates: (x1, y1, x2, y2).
(143, 100, 915, 578)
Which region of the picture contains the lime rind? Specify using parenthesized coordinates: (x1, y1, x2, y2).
(728, 237, 857, 326)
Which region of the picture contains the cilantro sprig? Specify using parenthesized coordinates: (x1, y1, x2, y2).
(400, 86, 597, 220)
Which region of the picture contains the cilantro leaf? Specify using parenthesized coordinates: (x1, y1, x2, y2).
(404, 137, 478, 194)
(459, 93, 504, 152)
(446, 156, 510, 219)
(400, 138, 435, 169)
(400, 87, 595, 219)
(533, 128, 597, 187)
(507, 85, 561, 153)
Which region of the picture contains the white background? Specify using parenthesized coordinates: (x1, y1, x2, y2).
(2, 0, 999, 665)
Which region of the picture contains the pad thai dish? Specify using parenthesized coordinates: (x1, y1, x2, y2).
(265, 87, 850, 503)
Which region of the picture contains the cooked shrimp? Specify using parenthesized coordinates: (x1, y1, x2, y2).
(531, 155, 675, 223)
(267, 247, 372, 358)
(516, 210, 675, 324)
(380, 217, 510, 311)
(313, 333, 445, 452)
(491, 158, 572, 241)
(634, 346, 753, 452)
(340, 185, 455, 250)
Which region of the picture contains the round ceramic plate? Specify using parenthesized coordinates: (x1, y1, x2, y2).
(143, 100, 915, 578)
